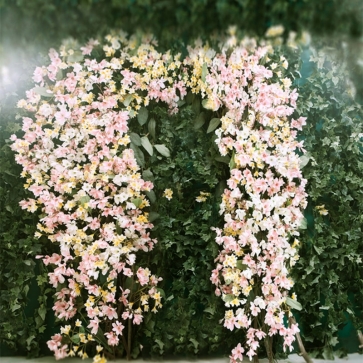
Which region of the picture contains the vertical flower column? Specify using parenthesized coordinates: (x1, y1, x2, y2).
(11, 37, 167, 361)
(186, 42, 307, 362)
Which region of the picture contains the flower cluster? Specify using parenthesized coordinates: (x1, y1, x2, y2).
(185, 41, 307, 361)
(12, 31, 307, 361)
(11, 33, 190, 361)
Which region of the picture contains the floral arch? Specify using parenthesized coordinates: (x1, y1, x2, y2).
(11, 31, 307, 363)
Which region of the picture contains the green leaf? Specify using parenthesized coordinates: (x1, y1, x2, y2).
(299, 217, 307, 229)
(33, 86, 53, 97)
(131, 198, 142, 208)
(190, 338, 199, 348)
(11, 303, 21, 312)
(26, 335, 35, 347)
(236, 261, 248, 270)
(130, 132, 142, 146)
(141, 136, 153, 156)
(155, 339, 164, 350)
(204, 307, 215, 315)
(194, 112, 205, 129)
(123, 94, 133, 106)
(38, 305, 47, 321)
(207, 118, 221, 133)
(70, 334, 80, 344)
(130, 144, 145, 168)
(67, 52, 83, 63)
(145, 190, 156, 203)
(299, 154, 310, 168)
(201, 62, 208, 82)
(222, 294, 236, 303)
(166, 294, 174, 301)
(286, 297, 302, 311)
(319, 305, 330, 310)
(215, 155, 230, 164)
(142, 169, 154, 182)
(323, 346, 334, 360)
(229, 151, 236, 169)
(148, 118, 156, 139)
(192, 97, 200, 114)
(154, 144, 170, 157)
(79, 195, 90, 206)
(149, 212, 160, 222)
(137, 107, 148, 125)
(156, 288, 166, 299)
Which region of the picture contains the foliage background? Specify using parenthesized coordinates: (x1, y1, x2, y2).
(0, 0, 362, 358)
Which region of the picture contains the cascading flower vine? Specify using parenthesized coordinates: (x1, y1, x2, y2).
(194, 40, 308, 361)
(11, 33, 188, 361)
(11, 30, 307, 362)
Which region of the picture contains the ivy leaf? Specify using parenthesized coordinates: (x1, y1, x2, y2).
(190, 338, 199, 349)
(137, 107, 148, 125)
(286, 297, 302, 311)
(155, 339, 164, 350)
(11, 303, 21, 312)
(130, 132, 142, 146)
(154, 144, 170, 157)
(38, 305, 47, 321)
(141, 136, 153, 156)
(207, 118, 221, 133)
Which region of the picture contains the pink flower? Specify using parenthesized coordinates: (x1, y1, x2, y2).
(47, 334, 62, 351)
(133, 314, 143, 325)
(105, 331, 119, 346)
(112, 321, 125, 335)
(101, 304, 118, 320)
(88, 317, 99, 335)
(231, 343, 244, 361)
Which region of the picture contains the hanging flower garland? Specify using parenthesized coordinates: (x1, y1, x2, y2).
(11, 31, 307, 362)
(200, 41, 308, 360)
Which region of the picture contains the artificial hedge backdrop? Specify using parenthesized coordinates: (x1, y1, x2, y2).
(0, 0, 363, 359)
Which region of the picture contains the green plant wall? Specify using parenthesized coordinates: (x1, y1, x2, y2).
(1, 0, 363, 358)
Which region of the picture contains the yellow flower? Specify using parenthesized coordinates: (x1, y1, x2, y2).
(93, 354, 107, 363)
(265, 25, 284, 38)
(195, 191, 211, 203)
(60, 325, 71, 335)
(316, 205, 328, 215)
(163, 188, 173, 200)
